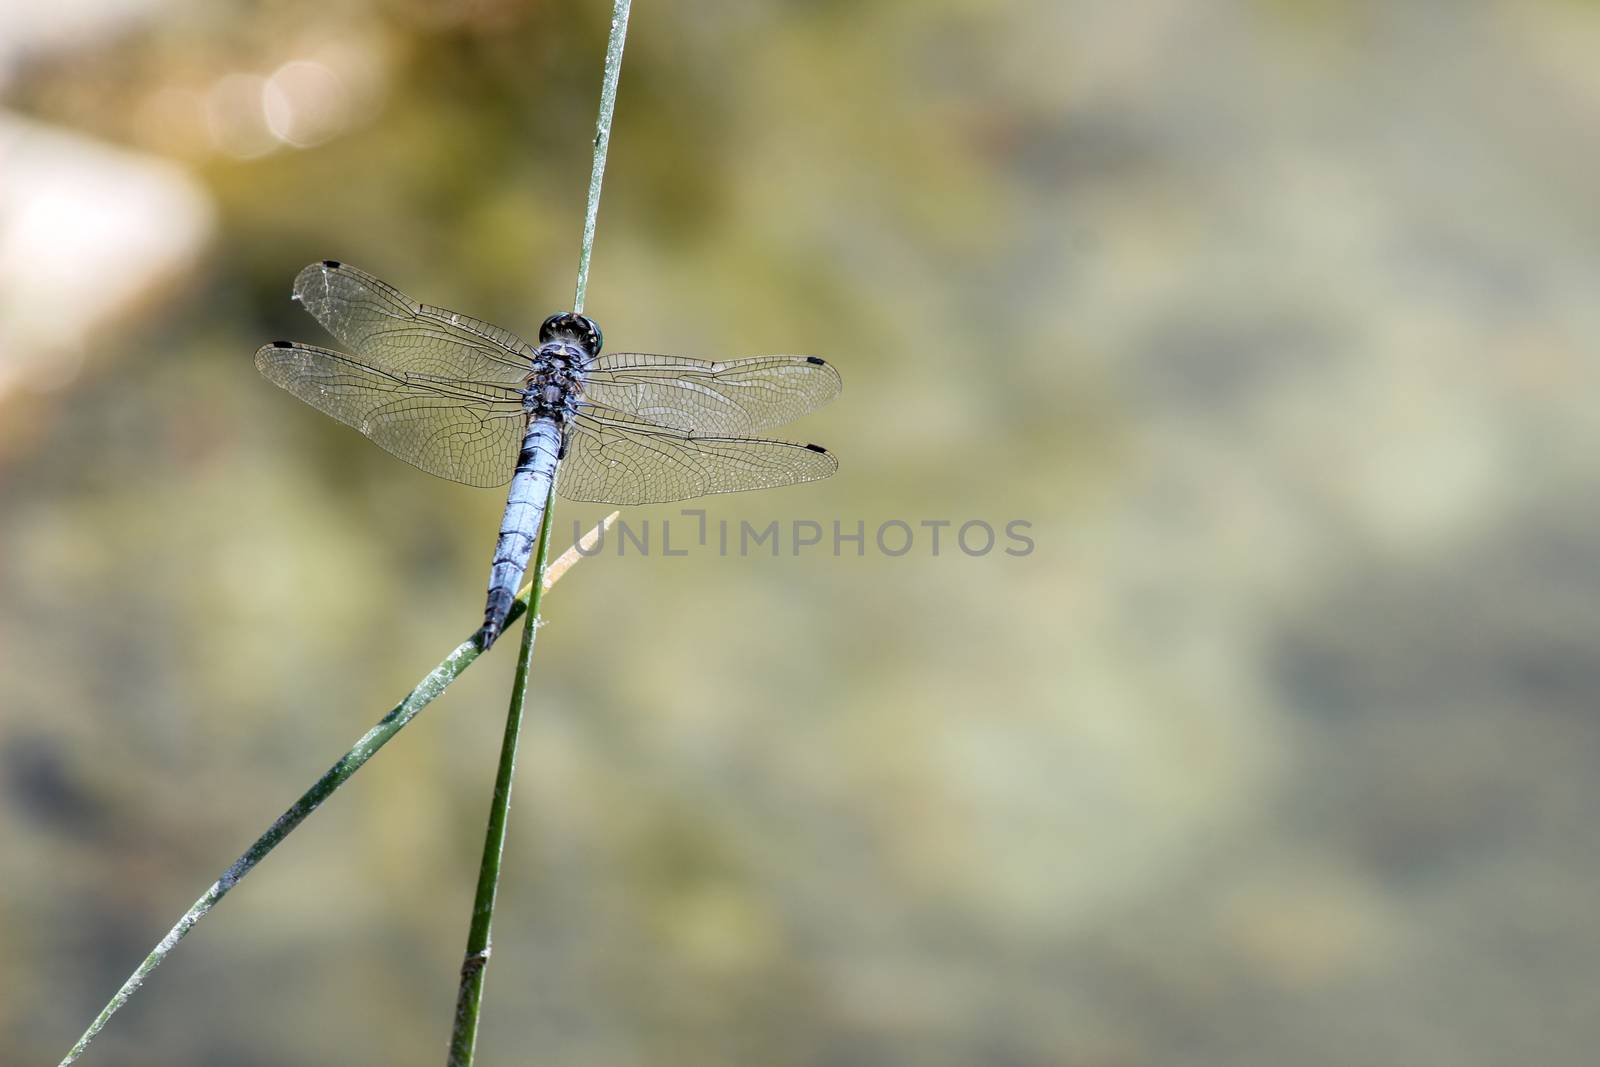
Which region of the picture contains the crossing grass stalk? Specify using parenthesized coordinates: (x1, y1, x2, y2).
(59, 3, 633, 1060)
(448, 6, 632, 1060)
(55, 512, 616, 1066)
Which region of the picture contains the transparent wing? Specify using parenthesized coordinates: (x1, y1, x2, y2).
(291, 260, 534, 384)
(558, 405, 837, 505)
(580, 352, 841, 435)
(255, 341, 527, 487)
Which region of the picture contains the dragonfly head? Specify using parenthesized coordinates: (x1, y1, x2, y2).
(539, 312, 603, 357)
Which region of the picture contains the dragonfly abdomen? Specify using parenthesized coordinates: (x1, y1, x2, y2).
(480, 417, 563, 648)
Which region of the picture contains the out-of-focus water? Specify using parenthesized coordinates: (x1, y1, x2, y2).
(5, 2, 1600, 1064)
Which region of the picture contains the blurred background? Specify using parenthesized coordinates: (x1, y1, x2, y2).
(4, 0, 1600, 1063)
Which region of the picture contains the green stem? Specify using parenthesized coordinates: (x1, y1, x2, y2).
(573, 0, 632, 316)
(57, 602, 530, 1066)
(446, 486, 557, 1066)
(61, 1, 632, 1060)
(446, 6, 632, 1057)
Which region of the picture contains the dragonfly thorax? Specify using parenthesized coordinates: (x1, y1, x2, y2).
(524, 338, 588, 420)
(523, 311, 602, 421)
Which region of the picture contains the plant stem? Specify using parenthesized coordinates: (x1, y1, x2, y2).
(573, 0, 632, 316)
(56, 512, 613, 1067)
(446, 5, 632, 1057)
(60, 3, 633, 1061)
(59, 645, 496, 1067)
(445, 486, 557, 1065)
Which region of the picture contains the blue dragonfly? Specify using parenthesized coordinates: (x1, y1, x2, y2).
(257, 261, 840, 647)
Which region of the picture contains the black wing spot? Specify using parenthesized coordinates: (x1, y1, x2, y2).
(806, 356, 826, 365)
(804, 443, 829, 453)
(271, 340, 294, 348)
(323, 259, 342, 269)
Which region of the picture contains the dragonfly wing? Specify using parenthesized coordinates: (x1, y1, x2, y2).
(291, 261, 534, 384)
(580, 352, 841, 435)
(256, 341, 527, 487)
(557, 405, 837, 505)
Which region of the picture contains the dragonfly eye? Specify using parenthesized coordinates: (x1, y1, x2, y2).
(539, 312, 603, 356)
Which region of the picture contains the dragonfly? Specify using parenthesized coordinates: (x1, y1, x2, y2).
(256, 261, 840, 648)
